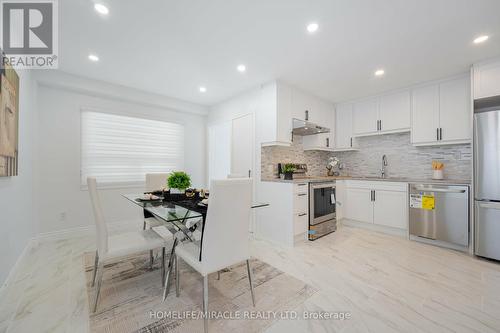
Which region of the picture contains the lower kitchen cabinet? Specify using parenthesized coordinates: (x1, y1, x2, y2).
(373, 189, 408, 229)
(344, 187, 373, 223)
(343, 180, 408, 230)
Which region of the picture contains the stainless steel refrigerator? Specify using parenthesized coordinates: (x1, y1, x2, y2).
(474, 109, 500, 260)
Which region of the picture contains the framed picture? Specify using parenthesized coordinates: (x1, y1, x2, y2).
(0, 62, 19, 177)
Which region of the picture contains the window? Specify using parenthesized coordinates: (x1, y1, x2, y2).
(81, 110, 184, 187)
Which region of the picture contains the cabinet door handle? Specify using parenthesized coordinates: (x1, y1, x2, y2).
(298, 213, 307, 217)
(370, 190, 374, 201)
(298, 193, 307, 196)
(436, 128, 439, 141)
(373, 190, 376, 201)
(439, 128, 442, 141)
(379, 120, 382, 131)
(305, 110, 309, 121)
(350, 137, 353, 147)
(326, 137, 330, 147)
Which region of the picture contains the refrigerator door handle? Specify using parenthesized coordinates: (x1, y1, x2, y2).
(413, 186, 466, 193)
(478, 202, 500, 210)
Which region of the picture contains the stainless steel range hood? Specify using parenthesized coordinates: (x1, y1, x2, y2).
(292, 118, 330, 136)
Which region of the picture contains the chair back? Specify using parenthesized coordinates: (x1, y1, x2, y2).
(146, 173, 170, 192)
(87, 177, 108, 255)
(201, 179, 252, 270)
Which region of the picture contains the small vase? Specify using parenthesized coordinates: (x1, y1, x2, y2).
(284, 172, 293, 180)
(432, 170, 444, 180)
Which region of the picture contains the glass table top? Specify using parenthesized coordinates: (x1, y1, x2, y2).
(122, 194, 203, 223)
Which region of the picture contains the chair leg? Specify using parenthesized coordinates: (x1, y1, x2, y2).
(246, 260, 256, 307)
(143, 220, 146, 230)
(217, 271, 220, 280)
(202, 275, 209, 333)
(161, 247, 166, 287)
(93, 262, 104, 313)
(150, 250, 154, 269)
(175, 255, 180, 297)
(91, 250, 99, 287)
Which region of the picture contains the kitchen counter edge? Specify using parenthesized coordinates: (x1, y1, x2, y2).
(261, 177, 471, 185)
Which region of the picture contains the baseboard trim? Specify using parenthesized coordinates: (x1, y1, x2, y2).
(36, 219, 140, 242)
(340, 218, 408, 238)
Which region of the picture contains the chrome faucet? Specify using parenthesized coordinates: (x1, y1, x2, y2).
(381, 155, 388, 178)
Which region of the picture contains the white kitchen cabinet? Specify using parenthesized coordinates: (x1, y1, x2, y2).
(411, 84, 440, 145)
(303, 105, 334, 151)
(353, 98, 379, 136)
(473, 58, 500, 99)
(344, 187, 373, 224)
(260, 81, 293, 146)
(439, 77, 471, 142)
(343, 181, 408, 230)
(334, 103, 356, 150)
(379, 90, 411, 133)
(411, 76, 471, 146)
(373, 190, 407, 229)
(291, 88, 312, 121)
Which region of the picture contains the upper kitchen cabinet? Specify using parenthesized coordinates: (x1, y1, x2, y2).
(352, 91, 410, 137)
(473, 58, 500, 100)
(411, 84, 440, 144)
(334, 103, 356, 151)
(411, 76, 471, 146)
(439, 77, 471, 142)
(379, 90, 411, 133)
(290, 86, 330, 126)
(353, 98, 379, 136)
(302, 97, 335, 151)
(259, 81, 293, 146)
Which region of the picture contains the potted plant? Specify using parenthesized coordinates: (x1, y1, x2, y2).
(282, 163, 296, 180)
(167, 171, 192, 193)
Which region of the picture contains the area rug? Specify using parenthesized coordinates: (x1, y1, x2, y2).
(83, 251, 316, 333)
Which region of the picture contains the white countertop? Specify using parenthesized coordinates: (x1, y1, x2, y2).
(261, 176, 471, 185)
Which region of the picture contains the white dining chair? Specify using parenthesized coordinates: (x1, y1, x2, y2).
(165, 178, 255, 333)
(87, 177, 168, 313)
(144, 172, 170, 230)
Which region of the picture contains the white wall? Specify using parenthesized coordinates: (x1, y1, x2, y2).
(35, 73, 207, 234)
(0, 70, 37, 286)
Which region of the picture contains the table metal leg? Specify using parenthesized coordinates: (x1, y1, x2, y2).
(162, 237, 178, 301)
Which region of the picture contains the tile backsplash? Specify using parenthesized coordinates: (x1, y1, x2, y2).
(261, 132, 472, 180)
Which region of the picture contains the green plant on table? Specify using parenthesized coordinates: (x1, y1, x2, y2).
(167, 171, 192, 191)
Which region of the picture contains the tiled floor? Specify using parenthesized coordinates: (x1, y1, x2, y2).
(1, 225, 500, 332)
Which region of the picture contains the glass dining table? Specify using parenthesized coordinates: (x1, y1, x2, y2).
(122, 193, 269, 298)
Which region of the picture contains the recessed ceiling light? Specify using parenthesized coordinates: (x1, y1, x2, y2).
(88, 54, 99, 62)
(94, 3, 109, 15)
(307, 23, 319, 33)
(374, 69, 385, 76)
(237, 64, 246, 72)
(199, 86, 207, 93)
(473, 35, 489, 44)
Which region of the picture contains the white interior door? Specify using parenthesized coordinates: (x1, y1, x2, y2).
(231, 114, 254, 178)
(208, 121, 231, 184)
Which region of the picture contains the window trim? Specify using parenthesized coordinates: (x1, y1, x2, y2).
(80, 107, 185, 189)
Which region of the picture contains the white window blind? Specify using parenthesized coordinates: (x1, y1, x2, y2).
(81, 110, 184, 186)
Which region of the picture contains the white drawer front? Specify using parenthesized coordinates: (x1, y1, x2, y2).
(293, 192, 308, 213)
(294, 182, 309, 194)
(294, 212, 309, 235)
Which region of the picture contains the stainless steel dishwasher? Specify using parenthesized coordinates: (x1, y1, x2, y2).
(409, 183, 469, 249)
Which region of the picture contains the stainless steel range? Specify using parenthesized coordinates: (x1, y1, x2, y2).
(309, 181, 337, 240)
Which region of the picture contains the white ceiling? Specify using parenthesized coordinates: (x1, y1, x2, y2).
(60, 0, 500, 106)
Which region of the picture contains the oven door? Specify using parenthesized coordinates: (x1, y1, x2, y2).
(309, 182, 336, 225)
